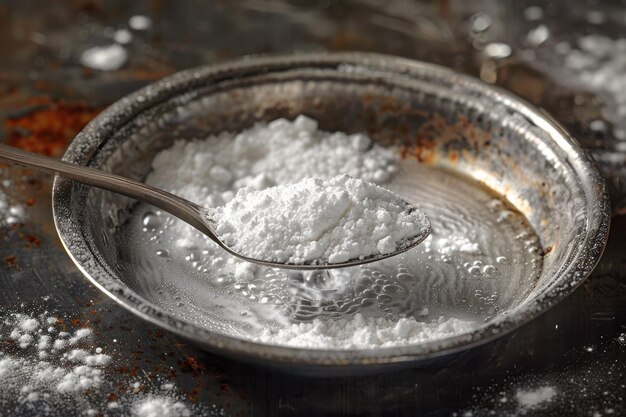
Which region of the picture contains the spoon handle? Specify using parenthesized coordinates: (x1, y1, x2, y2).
(0, 143, 212, 236)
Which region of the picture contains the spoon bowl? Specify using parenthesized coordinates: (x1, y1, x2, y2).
(204, 205, 431, 269)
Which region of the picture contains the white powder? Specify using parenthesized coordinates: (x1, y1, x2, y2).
(0, 310, 222, 415)
(555, 35, 626, 139)
(0, 357, 20, 378)
(0, 189, 23, 225)
(114, 28, 133, 44)
(18, 333, 34, 348)
(53, 339, 67, 350)
(254, 313, 473, 349)
(516, 386, 556, 408)
(56, 365, 103, 392)
(64, 349, 111, 366)
(435, 236, 480, 255)
(69, 328, 92, 344)
(80, 44, 128, 71)
(38, 335, 51, 350)
(212, 175, 429, 264)
(134, 396, 190, 417)
(527, 24, 550, 46)
(19, 317, 39, 332)
(84, 353, 112, 366)
(129, 15, 152, 31)
(523, 6, 543, 21)
(0, 313, 111, 399)
(66, 348, 89, 361)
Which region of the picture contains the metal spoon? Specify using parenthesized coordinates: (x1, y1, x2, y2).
(0, 143, 430, 270)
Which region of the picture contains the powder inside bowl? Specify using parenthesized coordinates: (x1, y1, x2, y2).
(210, 174, 429, 264)
(253, 313, 473, 349)
(136, 114, 541, 350)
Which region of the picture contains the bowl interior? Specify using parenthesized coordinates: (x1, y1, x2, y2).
(53, 54, 609, 367)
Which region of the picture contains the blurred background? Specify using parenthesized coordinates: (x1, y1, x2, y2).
(0, 1, 625, 416)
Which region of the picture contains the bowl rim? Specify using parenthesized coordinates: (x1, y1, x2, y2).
(51, 52, 611, 368)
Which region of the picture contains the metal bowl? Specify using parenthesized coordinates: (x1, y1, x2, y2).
(52, 53, 610, 372)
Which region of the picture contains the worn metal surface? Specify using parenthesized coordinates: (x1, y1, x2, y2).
(1, 0, 625, 415)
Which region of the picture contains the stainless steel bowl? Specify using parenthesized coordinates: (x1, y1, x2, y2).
(52, 53, 610, 372)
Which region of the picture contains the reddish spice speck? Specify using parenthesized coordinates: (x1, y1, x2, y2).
(70, 318, 89, 328)
(26, 235, 41, 246)
(219, 384, 230, 396)
(113, 380, 127, 392)
(127, 69, 174, 80)
(107, 393, 117, 402)
(178, 356, 206, 376)
(25, 197, 36, 206)
(5, 102, 99, 157)
(2, 337, 17, 348)
(189, 386, 201, 402)
(25, 96, 52, 106)
(544, 246, 553, 255)
(5, 255, 16, 268)
(116, 365, 139, 377)
(34, 80, 51, 92)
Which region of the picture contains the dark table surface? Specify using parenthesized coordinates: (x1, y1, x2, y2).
(0, 1, 625, 416)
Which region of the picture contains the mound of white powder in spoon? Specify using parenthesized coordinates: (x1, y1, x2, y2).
(210, 174, 429, 264)
(146, 114, 399, 278)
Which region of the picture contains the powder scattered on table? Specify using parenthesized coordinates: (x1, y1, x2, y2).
(516, 386, 556, 408)
(80, 44, 128, 71)
(536, 34, 626, 141)
(1, 312, 109, 397)
(135, 396, 190, 417)
(211, 174, 429, 264)
(0, 309, 226, 416)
